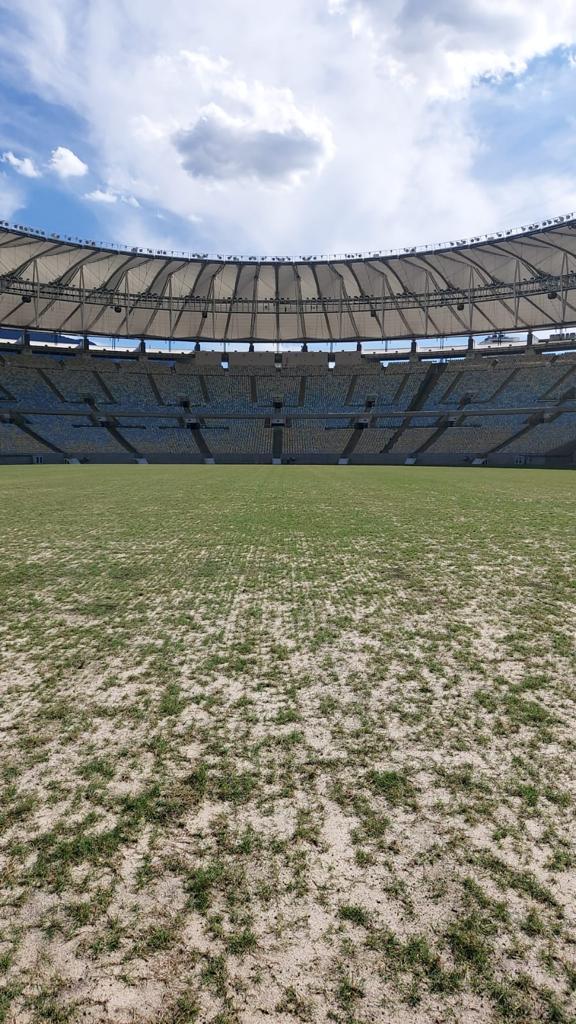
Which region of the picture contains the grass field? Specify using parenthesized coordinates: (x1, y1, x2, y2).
(1, 464, 575, 1024)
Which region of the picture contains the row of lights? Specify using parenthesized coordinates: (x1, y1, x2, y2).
(19, 291, 561, 313)
(2, 214, 575, 264)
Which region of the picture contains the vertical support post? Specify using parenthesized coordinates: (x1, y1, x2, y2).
(79, 266, 85, 337)
(381, 278, 385, 354)
(168, 274, 174, 353)
(513, 258, 520, 326)
(250, 267, 258, 341)
(274, 266, 280, 345)
(295, 270, 305, 341)
(468, 267, 474, 334)
(561, 253, 568, 324)
(377, 280, 383, 350)
(32, 258, 39, 327)
(124, 273, 130, 338)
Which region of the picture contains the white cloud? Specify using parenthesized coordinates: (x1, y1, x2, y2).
(335, 0, 576, 95)
(85, 187, 140, 206)
(170, 54, 334, 185)
(49, 145, 88, 178)
(0, 1, 574, 254)
(1, 150, 40, 178)
(174, 106, 330, 183)
(84, 188, 117, 203)
(0, 172, 24, 219)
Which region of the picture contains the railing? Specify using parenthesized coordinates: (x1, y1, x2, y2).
(1, 271, 574, 314)
(1, 213, 575, 264)
(4, 334, 576, 360)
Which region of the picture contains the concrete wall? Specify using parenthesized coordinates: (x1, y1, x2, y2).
(1, 453, 573, 468)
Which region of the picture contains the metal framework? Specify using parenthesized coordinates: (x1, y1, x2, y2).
(1, 217, 575, 342)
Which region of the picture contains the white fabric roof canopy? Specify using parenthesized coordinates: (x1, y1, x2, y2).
(0, 219, 575, 341)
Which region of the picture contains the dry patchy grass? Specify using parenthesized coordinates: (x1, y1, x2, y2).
(0, 465, 575, 1024)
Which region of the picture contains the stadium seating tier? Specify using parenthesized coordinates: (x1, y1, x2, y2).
(0, 350, 574, 463)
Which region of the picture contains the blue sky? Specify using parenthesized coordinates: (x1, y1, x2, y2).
(0, 0, 575, 258)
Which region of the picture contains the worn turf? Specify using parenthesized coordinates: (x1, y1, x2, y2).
(0, 465, 575, 1024)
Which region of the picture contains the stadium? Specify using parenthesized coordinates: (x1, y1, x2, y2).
(2, 216, 576, 1024)
(1, 216, 576, 468)
(1, 5, 576, 1024)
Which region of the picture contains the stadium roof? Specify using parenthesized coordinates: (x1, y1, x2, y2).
(1, 215, 575, 342)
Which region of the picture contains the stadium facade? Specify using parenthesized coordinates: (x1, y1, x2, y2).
(0, 217, 575, 467)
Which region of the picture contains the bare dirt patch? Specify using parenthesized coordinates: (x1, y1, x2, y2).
(1, 465, 575, 1023)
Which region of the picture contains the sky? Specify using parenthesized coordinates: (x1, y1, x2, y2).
(0, 0, 575, 260)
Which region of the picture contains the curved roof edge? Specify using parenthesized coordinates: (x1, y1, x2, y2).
(1, 212, 575, 265)
(1, 215, 576, 341)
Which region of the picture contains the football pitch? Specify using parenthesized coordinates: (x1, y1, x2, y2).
(1, 465, 575, 1024)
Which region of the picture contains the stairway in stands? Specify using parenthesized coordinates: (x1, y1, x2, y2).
(340, 420, 367, 461)
(486, 417, 537, 455)
(437, 370, 463, 404)
(382, 364, 442, 453)
(344, 375, 357, 405)
(147, 373, 165, 405)
(12, 414, 63, 454)
(38, 369, 67, 403)
(488, 367, 519, 403)
(540, 364, 576, 400)
(413, 417, 450, 455)
(191, 423, 214, 463)
(547, 435, 576, 460)
(198, 375, 210, 404)
(272, 425, 283, 463)
(297, 376, 306, 407)
(93, 371, 116, 403)
(105, 420, 142, 457)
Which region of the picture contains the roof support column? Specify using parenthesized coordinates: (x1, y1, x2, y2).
(424, 270, 430, 338)
(514, 258, 521, 325)
(274, 265, 280, 343)
(125, 274, 131, 337)
(250, 269, 259, 339)
(79, 266, 86, 337)
(32, 258, 39, 328)
(168, 275, 174, 352)
(561, 252, 568, 324)
(381, 276, 387, 351)
(295, 271, 306, 340)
